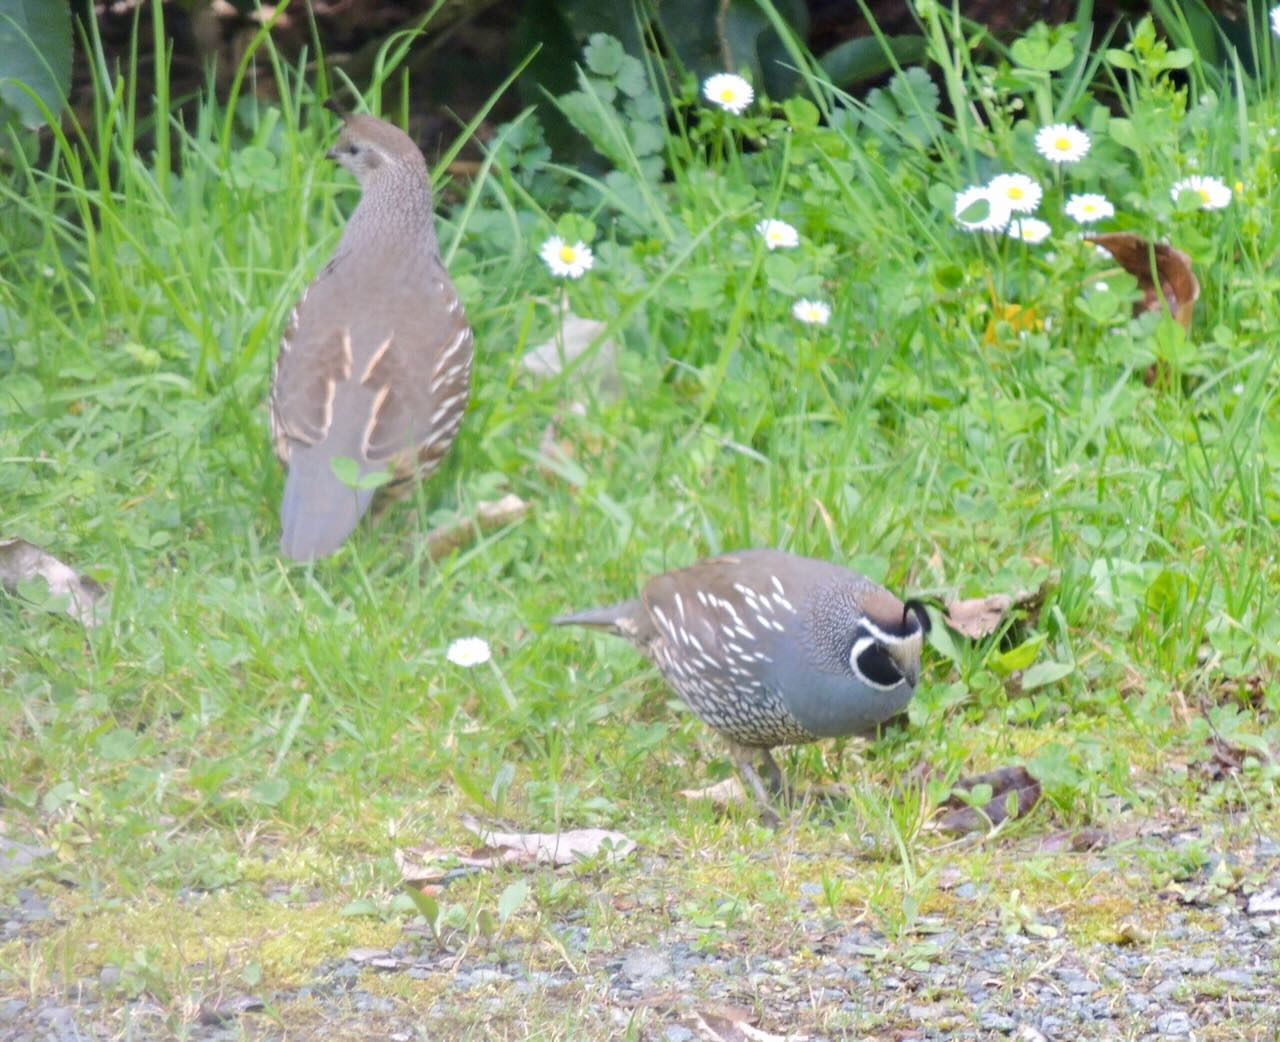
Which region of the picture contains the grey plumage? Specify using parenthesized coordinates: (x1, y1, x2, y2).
(554, 548, 929, 815)
(271, 108, 473, 561)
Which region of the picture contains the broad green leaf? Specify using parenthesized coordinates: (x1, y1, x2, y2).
(249, 777, 289, 806)
(583, 34, 624, 77)
(988, 632, 1046, 675)
(1020, 661, 1074, 690)
(497, 879, 529, 924)
(0, 0, 71, 128)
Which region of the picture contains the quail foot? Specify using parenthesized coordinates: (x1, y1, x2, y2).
(270, 102, 473, 561)
(554, 549, 929, 822)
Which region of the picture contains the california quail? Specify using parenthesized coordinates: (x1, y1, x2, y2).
(554, 549, 929, 815)
(271, 103, 473, 561)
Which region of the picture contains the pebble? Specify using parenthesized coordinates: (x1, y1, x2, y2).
(1154, 1010, 1193, 1036)
(664, 1027, 694, 1042)
(620, 948, 672, 983)
(979, 1010, 1017, 1031)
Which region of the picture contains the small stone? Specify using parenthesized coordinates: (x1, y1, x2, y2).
(1065, 976, 1099, 995)
(98, 965, 121, 989)
(664, 1027, 694, 1042)
(1214, 968, 1254, 987)
(1246, 889, 1280, 915)
(1155, 1010, 1193, 1036)
(620, 949, 672, 983)
(0, 1000, 25, 1023)
(979, 1010, 1017, 1031)
(0, 839, 53, 876)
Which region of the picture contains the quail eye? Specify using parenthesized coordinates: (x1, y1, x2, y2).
(345, 144, 360, 155)
(853, 641, 905, 688)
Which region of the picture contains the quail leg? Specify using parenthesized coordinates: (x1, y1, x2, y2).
(726, 740, 785, 827)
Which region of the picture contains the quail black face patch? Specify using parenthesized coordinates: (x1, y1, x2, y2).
(854, 641, 905, 688)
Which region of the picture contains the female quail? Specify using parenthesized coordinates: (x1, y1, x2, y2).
(271, 104, 473, 561)
(554, 549, 929, 814)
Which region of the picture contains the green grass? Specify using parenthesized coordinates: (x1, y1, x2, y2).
(1, 2, 1279, 1037)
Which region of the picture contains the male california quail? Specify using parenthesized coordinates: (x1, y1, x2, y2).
(554, 549, 929, 815)
(271, 102, 473, 561)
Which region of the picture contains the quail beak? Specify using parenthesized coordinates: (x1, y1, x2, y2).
(325, 147, 341, 162)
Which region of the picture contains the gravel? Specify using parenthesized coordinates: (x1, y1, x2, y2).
(1, 831, 1277, 1040)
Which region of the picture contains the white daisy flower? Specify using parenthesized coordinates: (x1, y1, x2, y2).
(756, 219, 800, 250)
(1006, 217, 1051, 244)
(987, 173, 1043, 214)
(791, 299, 831, 325)
(539, 236, 595, 279)
(446, 637, 492, 668)
(954, 184, 1011, 232)
(1170, 175, 1232, 210)
(702, 73, 755, 115)
(1064, 193, 1115, 224)
(1034, 123, 1091, 163)
(1271, 5, 1280, 36)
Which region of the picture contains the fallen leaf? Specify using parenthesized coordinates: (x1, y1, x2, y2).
(522, 307, 620, 398)
(678, 776, 746, 807)
(197, 994, 265, 1026)
(459, 815, 636, 867)
(685, 1004, 807, 1042)
(424, 494, 529, 561)
(0, 537, 106, 627)
(1036, 828, 1109, 854)
(393, 846, 461, 886)
(1085, 233, 1199, 330)
(937, 765, 1041, 835)
(1196, 734, 1271, 781)
(943, 580, 1050, 638)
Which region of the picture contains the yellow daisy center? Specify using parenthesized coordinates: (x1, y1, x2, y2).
(721, 89, 736, 101)
(1008, 186, 1024, 199)
(1197, 188, 1211, 202)
(1055, 136, 1070, 151)
(559, 245, 577, 263)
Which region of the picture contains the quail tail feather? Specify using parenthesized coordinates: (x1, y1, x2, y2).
(279, 449, 376, 562)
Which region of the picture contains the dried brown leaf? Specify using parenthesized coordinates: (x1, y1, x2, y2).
(424, 494, 529, 561)
(522, 308, 620, 397)
(938, 765, 1041, 835)
(1086, 233, 1199, 330)
(0, 537, 106, 627)
(943, 581, 1049, 639)
(393, 845, 458, 886)
(1036, 828, 1110, 854)
(678, 776, 746, 807)
(686, 1004, 806, 1042)
(459, 815, 636, 867)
